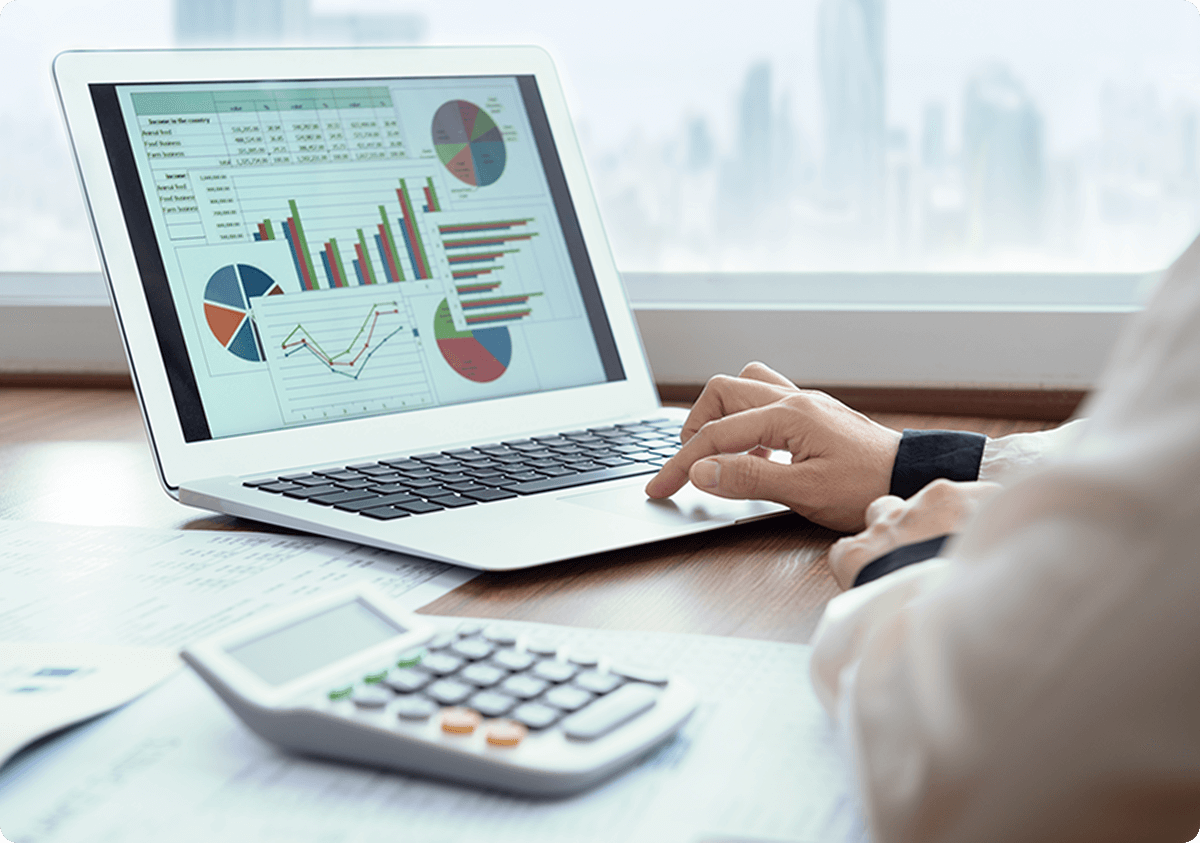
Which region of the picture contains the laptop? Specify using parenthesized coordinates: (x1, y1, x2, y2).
(53, 46, 785, 570)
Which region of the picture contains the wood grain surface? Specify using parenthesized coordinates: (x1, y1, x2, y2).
(0, 386, 1059, 643)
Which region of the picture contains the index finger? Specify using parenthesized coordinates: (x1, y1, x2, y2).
(678, 373, 793, 445)
(645, 403, 793, 498)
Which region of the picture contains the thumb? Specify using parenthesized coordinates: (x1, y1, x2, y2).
(689, 453, 805, 504)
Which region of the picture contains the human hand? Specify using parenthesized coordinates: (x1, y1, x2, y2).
(826, 479, 1001, 588)
(644, 361, 902, 532)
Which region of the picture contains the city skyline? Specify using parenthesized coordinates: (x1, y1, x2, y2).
(1, 0, 1198, 273)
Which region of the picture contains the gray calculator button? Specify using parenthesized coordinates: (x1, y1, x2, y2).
(455, 621, 484, 637)
(610, 664, 670, 685)
(350, 685, 392, 709)
(426, 678, 474, 705)
(384, 668, 432, 694)
(561, 683, 659, 740)
(543, 684, 595, 712)
(422, 652, 465, 676)
(567, 650, 600, 667)
(426, 632, 456, 650)
(459, 662, 507, 688)
(491, 649, 535, 672)
(450, 638, 495, 661)
(498, 674, 550, 700)
(510, 702, 562, 730)
(532, 660, 577, 683)
(525, 637, 560, 656)
(468, 690, 518, 718)
(574, 670, 623, 695)
(482, 625, 519, 645)
(394, 695, 438, 720)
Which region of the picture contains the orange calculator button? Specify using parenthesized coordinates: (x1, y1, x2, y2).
(440, 707, 482, 734)
(485, 719, 528, 747)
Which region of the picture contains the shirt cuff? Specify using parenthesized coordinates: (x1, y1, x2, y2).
(852, 534, 952, 587)
(889, 429, 987, 499)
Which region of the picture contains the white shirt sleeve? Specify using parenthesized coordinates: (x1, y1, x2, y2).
(810, 238, 1200, 842)
(977, 419, 1085, 484)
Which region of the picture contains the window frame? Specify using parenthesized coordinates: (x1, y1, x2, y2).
(1, 269, 1148, 389)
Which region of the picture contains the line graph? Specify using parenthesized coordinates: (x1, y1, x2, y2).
(281, 302, 405, 379)
(254, 287, 436, 425)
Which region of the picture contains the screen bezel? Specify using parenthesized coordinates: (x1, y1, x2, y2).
(54, 47, 660, 493)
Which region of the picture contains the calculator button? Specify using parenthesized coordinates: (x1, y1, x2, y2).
(394, 647, 425, 669)
(560, 683, 660, 741)
(440, 707, 482, 734)
(573, 670, 623, 695)
(498, 674, 550, 700)
(485, 719, 528, 747)
(459, 663, 508, 688)
(328, 685, 354, 701)
(363, 669, 390, 684)
(455, 621, 484, 637)
(610, 664, 670, 685)
(384, 668, 432, 694)
(491, 649, 535, 672)
(394, 695, 437, 721)
(426, 679, 474, 706)
(421, 653, 465, 676)
(510, 702, 562, 730)
(426, 632, 456, 651)
(482, 625, 519, 645)
(450, 638, 494, 661)
(567, 650, 600, 667)
(525, 637, 560, 656)
(542, 684, 595, 712)
(531, 660, 577, 684)
(468, 690, 518, 718)
(350, 686, 392, 709)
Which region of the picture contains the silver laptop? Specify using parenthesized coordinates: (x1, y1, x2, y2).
(53, 46, 785, 570)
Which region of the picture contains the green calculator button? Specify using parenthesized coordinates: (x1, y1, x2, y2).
(396, 647, 425, 668)
(363, 670, 389, 684)
(328, 686, 353, 700)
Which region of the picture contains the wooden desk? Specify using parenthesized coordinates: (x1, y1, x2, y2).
(0, 386, 1057, 643)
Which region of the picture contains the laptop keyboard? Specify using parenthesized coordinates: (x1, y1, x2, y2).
(244, 418, 682, 521)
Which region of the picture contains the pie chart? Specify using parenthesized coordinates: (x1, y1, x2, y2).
(432, 100, 506, 187)
(202, 264, 284, 362)
(433, 298, 511, 382)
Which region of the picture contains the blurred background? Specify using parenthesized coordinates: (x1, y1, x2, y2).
(2, 0, 1199, 276)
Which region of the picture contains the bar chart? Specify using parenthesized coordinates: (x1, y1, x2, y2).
(230, 167, 447, 293)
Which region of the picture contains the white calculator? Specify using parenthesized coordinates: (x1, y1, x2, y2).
(182, 585, 697, 796)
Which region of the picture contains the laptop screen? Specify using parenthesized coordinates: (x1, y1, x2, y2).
(88, 74, 624, 443)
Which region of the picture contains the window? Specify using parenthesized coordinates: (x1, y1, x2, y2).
(2, 0, 1198, 274)
(1, 0, 1193, 388)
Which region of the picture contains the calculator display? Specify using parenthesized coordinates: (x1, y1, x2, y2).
(228, 599, 405, 686)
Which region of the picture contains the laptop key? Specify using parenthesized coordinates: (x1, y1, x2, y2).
(534, 466, 576, 477)
(254, 481, 300, 493)
(395, 500, 445, 514)
(309, 489, 382, 506)
(506, 462, 658, 495)
(428, 495, 476, 508)
(360, 506, 411, 521)
(333, 493, 417, 512)
(409, 484, 452, 498)
(282, 484, 341, 499)
(462, 488, 518, 502)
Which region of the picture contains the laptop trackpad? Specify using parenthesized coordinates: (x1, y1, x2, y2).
(561, 485, 741, 526)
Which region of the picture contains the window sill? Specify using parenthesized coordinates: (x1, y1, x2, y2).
(0, 271, 1149, 392)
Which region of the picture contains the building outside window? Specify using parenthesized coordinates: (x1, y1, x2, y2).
(2, 0, 1198, 277)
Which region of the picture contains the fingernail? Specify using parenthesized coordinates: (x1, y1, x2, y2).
(691, 459, 720, 489)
